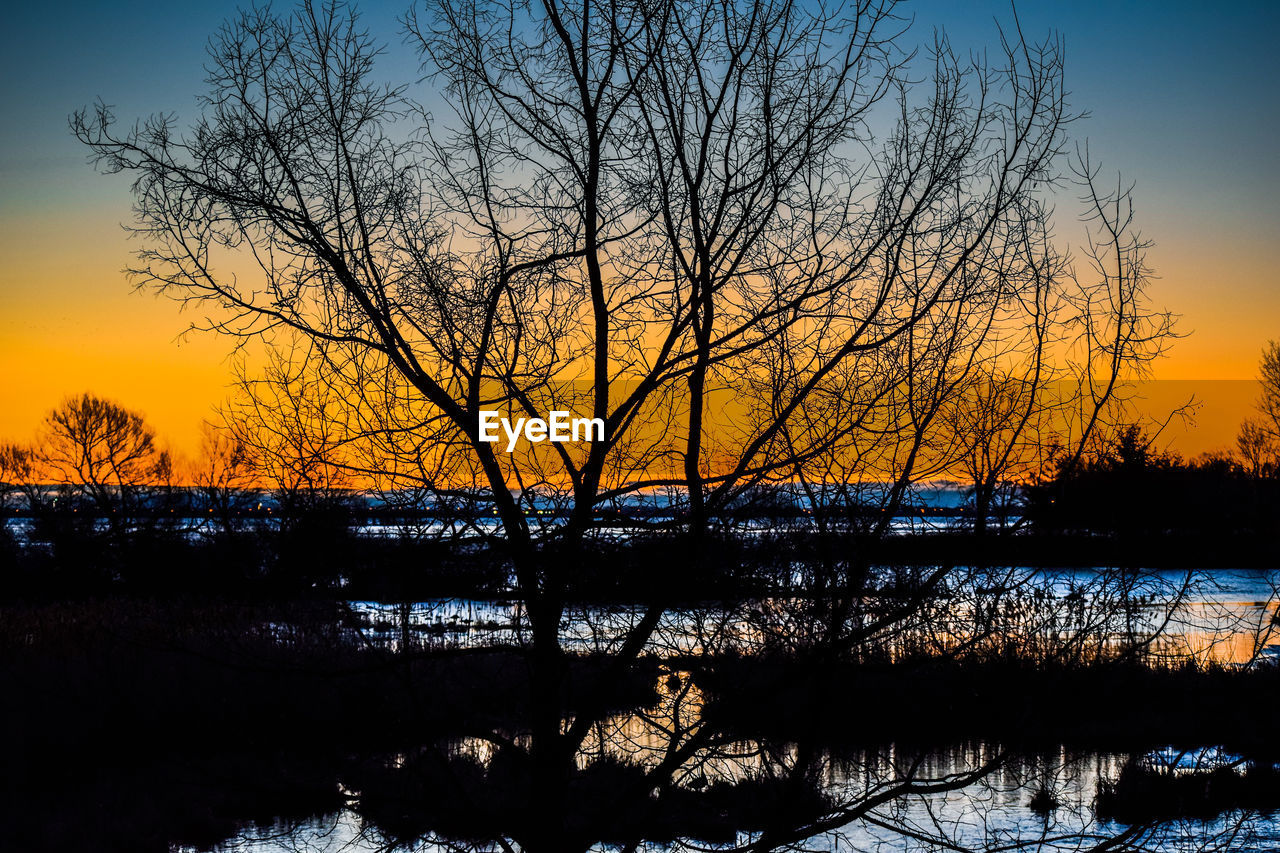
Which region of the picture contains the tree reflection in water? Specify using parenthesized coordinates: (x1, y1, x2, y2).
(296, 565, 1271, 853)
(6, 566, 1276, 852)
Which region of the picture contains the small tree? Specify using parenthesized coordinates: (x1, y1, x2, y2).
(1253, 340, 1280, 446)
(1259, 340, 1280, 435)
(1237, 419, 1276, 477)
(0, 442, 44, 513)
(37, 393, 170, 531)
(1235, 339, 1280, 476)
(221, 354, 354, 519)
(190, 421, 255, 532)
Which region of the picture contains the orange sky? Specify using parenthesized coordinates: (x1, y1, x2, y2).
(2, 0, 1276, 460)
(0, 175, 1274, 460)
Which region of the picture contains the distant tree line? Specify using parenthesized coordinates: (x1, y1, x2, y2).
(1025, 423, 1280, 537)
(2, 333, 1277, 597)
(4, 337, 1279, 534)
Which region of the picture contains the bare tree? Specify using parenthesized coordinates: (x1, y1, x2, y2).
(1233, 340, 1280, 476)
(221, 350, 354, 519)
(1237, 418, 1277, 477)
(71, 0, 1089, 545)
(1057, 147, 1181, 473)
(947, 370, 1045, 533)
(190, 420, 255, 532)
(1258, 339, 1280, 439)
(0, 442, 44, 514)
(70, 2, 1196, 849)
(941, 222, 1065, 534)
(36, 393, 171, 530)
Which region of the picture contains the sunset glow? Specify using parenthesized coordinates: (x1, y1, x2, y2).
(3, 1, 1277, 458)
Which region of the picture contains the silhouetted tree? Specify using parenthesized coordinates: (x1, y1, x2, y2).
(223, 352, 353, 520)
(1259, 339, 1280, 438)
(946, 372, 1044, 535)
(1237, 418, 1277, 477)
(1057, 149, 1181, 473)
(1236, 339, 1280, 476)
(70, 1, 1198, 849)
(71, 0, 1098, 551)
(1028, 423, 1279, 537)
(36, 393, 171, 532)
(0, 442, 42, 513)
(190, 420, 255, 533)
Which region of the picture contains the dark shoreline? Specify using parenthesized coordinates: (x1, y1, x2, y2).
(3, 525, 1276, 604)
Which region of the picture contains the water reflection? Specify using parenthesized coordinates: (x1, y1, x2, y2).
(198, 567, 1278, 851)
(349, 568, 1280, 666)
(7, 566, 1276, 852)
(187, 744, 1276, 852)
